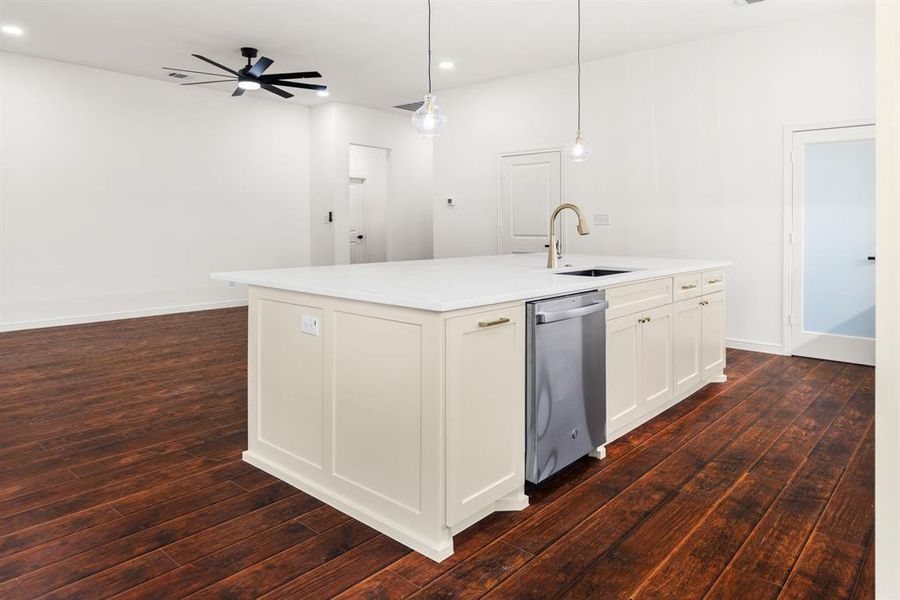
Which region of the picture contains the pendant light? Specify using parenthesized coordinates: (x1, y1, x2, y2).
(412, 0, 447, 137)
(566, 0, 591, 161)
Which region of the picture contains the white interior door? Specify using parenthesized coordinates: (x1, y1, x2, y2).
(499, 151, 562, 254)
(348, 177, 366, 264)
(790, 125, 875, 365)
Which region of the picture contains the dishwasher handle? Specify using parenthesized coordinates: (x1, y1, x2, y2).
(535, 299, 609, 324)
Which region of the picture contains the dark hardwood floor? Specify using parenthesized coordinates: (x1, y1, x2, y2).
(0, 307, 874, 599)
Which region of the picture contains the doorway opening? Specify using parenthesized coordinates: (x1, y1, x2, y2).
(784, 123, 875, 365)
(348, 144, 389, 264)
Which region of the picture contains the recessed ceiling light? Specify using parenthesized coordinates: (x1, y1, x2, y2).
(1, 24, 24, 36)
(438, 61, 454, 70)
(317, 90, 330, 97)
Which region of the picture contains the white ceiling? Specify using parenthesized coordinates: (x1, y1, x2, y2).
(0, 0, 868, 110)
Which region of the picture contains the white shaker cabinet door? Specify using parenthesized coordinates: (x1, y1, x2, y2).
(606, 313, 641, 433)
(638, 304, 674, 412)
(673, 298, 703, 397)
(445, 305, 525, 527)
(701, 292, 726, 380)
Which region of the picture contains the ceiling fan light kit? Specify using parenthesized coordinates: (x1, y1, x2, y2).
(412, 0, 447, 137)
(164, 46, 326, 99)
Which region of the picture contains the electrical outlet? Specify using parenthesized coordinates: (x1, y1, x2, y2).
(300, 315, 320, 336)
(593, 214, 610, 226)
(446, 197, 455, 207)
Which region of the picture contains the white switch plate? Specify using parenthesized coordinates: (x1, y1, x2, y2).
(593, 214, 610, 226)
(300, 315, 320, 336)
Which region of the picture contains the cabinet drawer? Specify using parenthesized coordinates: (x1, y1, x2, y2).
(606, 278, 673, 320)
(702, 270, 726, 295)
(673, 272, 702, 302)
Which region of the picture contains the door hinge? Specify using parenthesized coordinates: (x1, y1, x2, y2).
(788, 314, 794, 326)
(790, 150, 796, 164)
(788, 232, 794, 244)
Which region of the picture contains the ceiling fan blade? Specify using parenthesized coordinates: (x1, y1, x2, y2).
(164, 67, 238, 78)
(248, 56, 274, 78)
(181, 79, 236, 86)
(261, 83, 294, 99)
(232, 87, 245, 97)
(260, 71, 321, 81)
(266, 81, 327, 91)
(192, 54, 240, 76)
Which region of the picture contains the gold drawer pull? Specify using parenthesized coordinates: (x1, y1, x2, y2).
(699, 300, 709, 306)
(708, 279, 722, 284)
(681, 284, 697, 290)
(638, 316, 651, 323)
(478, 317, 510, 328)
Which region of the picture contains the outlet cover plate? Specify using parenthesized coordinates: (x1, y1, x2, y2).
(300, 315, 320, 336)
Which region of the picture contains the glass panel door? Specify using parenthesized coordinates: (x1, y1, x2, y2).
(790, 125, 875, 365)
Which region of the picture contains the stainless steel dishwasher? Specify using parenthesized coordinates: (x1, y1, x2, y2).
(525, 290, 607, 484)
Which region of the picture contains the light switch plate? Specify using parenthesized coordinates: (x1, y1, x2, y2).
(300, 315, 320, 336)
(593, 214, 610, 226)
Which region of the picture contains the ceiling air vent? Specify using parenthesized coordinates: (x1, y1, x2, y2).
(168, 72, 189, 79)
(394, 101, 424, 112)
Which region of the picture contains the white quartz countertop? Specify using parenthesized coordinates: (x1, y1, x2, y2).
(212, 254, 729, 312)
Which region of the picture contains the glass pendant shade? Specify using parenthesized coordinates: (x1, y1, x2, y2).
(412, 94, 447, 138)
(567, 132, 592, 162)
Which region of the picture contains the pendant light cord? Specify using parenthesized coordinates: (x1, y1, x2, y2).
(427, 0, 433, 94)
(576, 0, 581, 133)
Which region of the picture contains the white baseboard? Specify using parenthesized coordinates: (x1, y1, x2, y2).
(725, 337, 786, 355)
(0, 299, 249, 332)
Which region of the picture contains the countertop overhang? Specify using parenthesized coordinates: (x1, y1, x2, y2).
(212, 254, 730, 312)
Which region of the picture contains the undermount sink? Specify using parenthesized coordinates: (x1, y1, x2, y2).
(557, 268, 630, 277)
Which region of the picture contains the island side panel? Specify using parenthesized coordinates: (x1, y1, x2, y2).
(445, 304, 526, 528)
(244, 285, 452, 560)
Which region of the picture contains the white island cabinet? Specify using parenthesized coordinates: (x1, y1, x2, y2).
(213, 253, 728, 561)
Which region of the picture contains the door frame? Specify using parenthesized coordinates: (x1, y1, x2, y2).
(496, 146, 567, 255)
(781, 119, 875, 357)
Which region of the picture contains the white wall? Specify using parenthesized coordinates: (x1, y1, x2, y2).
(432, 9, 874, 351)
(875, 1, 900, 596)
(310, 103, 433, 266)
(0, 52, 311, 330)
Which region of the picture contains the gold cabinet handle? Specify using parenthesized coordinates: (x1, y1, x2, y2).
(699, 300, 709, 306)
(478, 317, 510, 328)
(638, 316, 651, 323)
(681, 284, 697, 290)
(708, 279, 722, 284)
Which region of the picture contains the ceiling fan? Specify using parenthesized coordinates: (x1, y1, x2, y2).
(163, 47, 326, 99)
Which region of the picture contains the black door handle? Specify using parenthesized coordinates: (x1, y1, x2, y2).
(868, 256, 875, 261)
(356, 235, 364, 240)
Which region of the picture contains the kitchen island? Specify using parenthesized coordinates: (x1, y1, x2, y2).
(212, 253, 728, 561)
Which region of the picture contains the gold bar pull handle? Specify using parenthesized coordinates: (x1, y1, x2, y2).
(478, 317, 510, 328)
(681, 284, 697, 290)
(708, 278, 722, 285)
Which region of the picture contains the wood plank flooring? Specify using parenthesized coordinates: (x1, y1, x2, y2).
(0, 307, 874, 599)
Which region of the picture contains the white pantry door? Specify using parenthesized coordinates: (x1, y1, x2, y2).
(348, 177, 367, 264)
(499, 151, 562, 254)
(790, 125, 875, 365)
